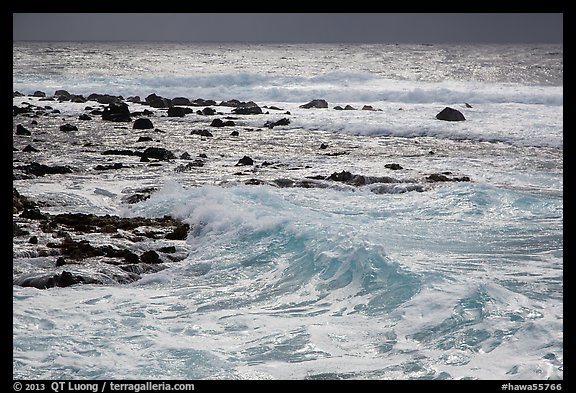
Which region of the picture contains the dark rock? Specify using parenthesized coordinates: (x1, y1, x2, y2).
(13, 188, 36, 213)
(264, 118, 290, 129)
(190, 129, 213, 137)
(54, 90, 70, 99)
(14, 274, 54, 289)
(167, 107, 187, 117)
(300, 99, 328, 109)
(193, 98, 217, 106)
(159, 246, 176, 253)
(13, 106, 33, 116)
(87, 93, 124, 105)
(102, 246, 133, 259)
(165, 223, 190, 240)
(201, 107, 216, 115)
(14, 271, 100, 289)
(102, 149, 138, 157)
(335, 104, 357, 110)
(133, 118, 154, 129)
(172, 97, 192, 106)
(230, 130, 239, 136)
(22, 144, 39, 152)
(13, 222, 29, 237)
(142, 147, 176, 161)
(56, 257, 66, 266)
(48, 238, 105, 260)
(328, 170, 353, 182)
(385, 163, 403, 170)
(124, 251, 140, 264)
(70, 95, 87, 103)
(119, 264, 147, 275)
(137, 136, 153, 142)
(327, 171, 395, 186)
(180, 152, 191, 160)
(320, 143, 329, 149)
(78, 113, 92, 120)
(127, 96, 141, 103)
(210, 119, 224, 127)
(236, 156, 254, 166)
(16, 124, 31, 135)
(95, 163, 123, 171)
(16, 162, 73, 176)
(101, 224, 117, 233)
(20, 207, 48, 220)
(245, 178, 262, 185)
(210, 119, 235, 127)
(60, 123, 78, 131)
(465, 103, 473, 108)
(232, 101, 262, 115)
(273, 178, 296, 188)
(174, 160, 205, 171)
(140, 250, 161, 264)
(436, 107, 466, 121)
(54, 271, 82, 287)
(33, 91, 46, 97)
(28, 235, 38, 244)
(145, 93, 172, 108)
(219, 99, 242, 107)
(102, 102, 132, 122)
(426, 173, 470, 182)
(121, 193, 150, 204)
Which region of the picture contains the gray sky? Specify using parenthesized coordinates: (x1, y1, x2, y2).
(13, 13, 563, 44)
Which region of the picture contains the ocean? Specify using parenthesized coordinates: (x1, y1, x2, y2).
(12, 41, 563, 381)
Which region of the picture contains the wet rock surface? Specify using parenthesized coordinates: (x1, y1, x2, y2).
(13, 189, 190, 289)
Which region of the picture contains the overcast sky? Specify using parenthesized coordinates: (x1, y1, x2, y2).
(13, 13, 563, 44)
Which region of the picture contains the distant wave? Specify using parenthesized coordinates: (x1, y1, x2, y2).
(13, 71, 563, 106)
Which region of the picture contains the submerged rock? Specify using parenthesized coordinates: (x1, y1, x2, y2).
(15, 162, 73, 177)
(14, 271, 102, 289)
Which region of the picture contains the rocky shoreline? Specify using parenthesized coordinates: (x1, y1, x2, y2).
(13, 188, 190, 289)
(13, 89, 471, 289)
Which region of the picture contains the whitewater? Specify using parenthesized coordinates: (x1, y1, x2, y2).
(12, 42, 563, 380)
